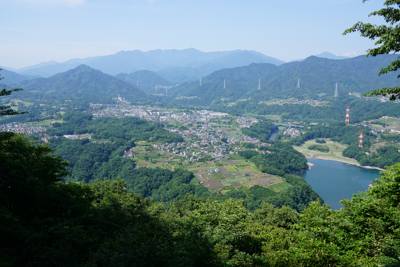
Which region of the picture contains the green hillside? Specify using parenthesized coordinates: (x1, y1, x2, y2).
(0, 68, 33, 85)
(168, 54, 400, 107)
(16, 65, 150, 103)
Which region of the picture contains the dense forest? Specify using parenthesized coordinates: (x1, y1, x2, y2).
(241, 120, 278, 142)
(47, 113, 184, 183)
(2, 131, 400, 266)
(343, 145, 400, 169)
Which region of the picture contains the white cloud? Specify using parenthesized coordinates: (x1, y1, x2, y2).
(343, 51, 358, 57)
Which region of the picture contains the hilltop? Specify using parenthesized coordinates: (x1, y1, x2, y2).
(16, 65, 149, 103)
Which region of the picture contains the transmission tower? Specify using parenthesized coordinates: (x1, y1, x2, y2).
(334, 83, 338, 97)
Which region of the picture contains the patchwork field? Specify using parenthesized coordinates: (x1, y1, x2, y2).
(189, 158, 283, 192)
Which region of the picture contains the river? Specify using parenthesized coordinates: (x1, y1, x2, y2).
(299, 158, 382, 210)
(269, 129, 281, 141)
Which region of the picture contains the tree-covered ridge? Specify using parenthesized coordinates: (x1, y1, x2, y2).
(168, 54, 400, 107)
(2, 131, 400, 266)
(91, 116, 184, 143)
(343, 145, 400, 169)
(15, 64, 150, 103)
(47, 113, 184, 182)
(215, 94, 400, 123)
(241, 120, 278, 142)
(47, 113, 184, 143)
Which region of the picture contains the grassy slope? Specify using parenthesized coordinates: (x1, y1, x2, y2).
(293, 139, 360, 165)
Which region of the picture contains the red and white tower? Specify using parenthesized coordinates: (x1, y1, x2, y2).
(359, 132, 363, 148)
(345, 106, 350, 124)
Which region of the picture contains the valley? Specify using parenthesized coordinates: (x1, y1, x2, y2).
(3, 48, 400, 265)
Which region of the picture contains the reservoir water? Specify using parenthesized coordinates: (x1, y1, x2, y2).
(299, 158, 382, 210)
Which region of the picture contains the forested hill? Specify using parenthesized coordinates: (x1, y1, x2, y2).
(115, 70, 173, 93)
(0, 68, 34, 85)
(15, 65, 150, 103)
(167, 54, 400, 106)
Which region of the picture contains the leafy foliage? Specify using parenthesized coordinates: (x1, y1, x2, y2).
(308, 144, 330, 152)
(252, 142, 308, 175)
(344, 0, 400, 100)
(0, 69, 27, 116)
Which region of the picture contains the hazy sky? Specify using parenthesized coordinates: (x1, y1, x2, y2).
(1, 0, 387, 69)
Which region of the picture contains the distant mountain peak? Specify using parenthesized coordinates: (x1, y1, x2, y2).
(314, 52, 349, 60)
(73, 64, 95, 72)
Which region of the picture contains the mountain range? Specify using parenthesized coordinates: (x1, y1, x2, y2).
(4, 53, 395, 107)
(1, 49, 353, 85)
(7, 49, 285, 82)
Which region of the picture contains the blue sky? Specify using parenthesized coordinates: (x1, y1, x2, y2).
(1, 0, 387, 69)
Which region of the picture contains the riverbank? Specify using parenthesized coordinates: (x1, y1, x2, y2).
(305, 156, 385, 171)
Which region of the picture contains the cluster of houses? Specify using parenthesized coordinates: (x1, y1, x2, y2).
(283, 127, 301, 138)
(259, 99, 326, 106)
(235, 117, 259, 128)
(0, 123, 46, 134)
(91, 103, 230, 124)
(155, 141, 229, 161)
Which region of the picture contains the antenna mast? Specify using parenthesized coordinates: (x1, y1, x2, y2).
(359, 132, 363, 147)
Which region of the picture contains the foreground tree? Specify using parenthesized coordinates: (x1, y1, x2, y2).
(344, 0, 400, 100)
(0, 69, 27, 116)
